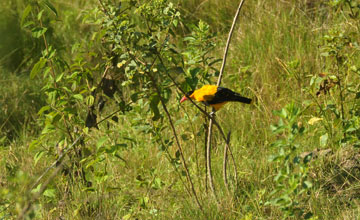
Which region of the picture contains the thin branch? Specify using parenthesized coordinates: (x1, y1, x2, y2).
(145, 70, 203, 211)
(158, 55, 233, 200)
(208, 0, 246, 196)
(18, 163, 64, 220)
(38, 5, 76, 143)
(203, 122, 208, 192)
(217, 0, 246, 86)
(157, 56, 234, 159)
(158, 132, 193, 197)
(206, 115, 218, 200)
(223, 131, 231, 193)
(30, 135, 83, 190)
(19, 134, 83, 219)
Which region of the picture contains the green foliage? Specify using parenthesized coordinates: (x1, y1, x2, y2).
(307, 0, 360, 147)
(267, 103, 313, 219)
(1, 0, 360, 219)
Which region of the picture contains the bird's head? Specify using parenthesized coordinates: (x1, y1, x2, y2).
(180, 90, 194, 103)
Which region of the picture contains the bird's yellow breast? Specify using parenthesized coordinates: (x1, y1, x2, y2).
(190, 85, 218, 102)
(210, 102, 228, 111)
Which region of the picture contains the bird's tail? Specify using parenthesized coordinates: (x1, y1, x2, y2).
(230, 93, 252, 104)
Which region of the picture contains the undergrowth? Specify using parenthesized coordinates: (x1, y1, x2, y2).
(1, 0, 360, 219)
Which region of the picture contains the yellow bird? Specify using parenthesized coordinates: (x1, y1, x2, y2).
(180, 85, 252, 111)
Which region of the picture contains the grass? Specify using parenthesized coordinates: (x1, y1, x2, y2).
(1, 0, 360, 219)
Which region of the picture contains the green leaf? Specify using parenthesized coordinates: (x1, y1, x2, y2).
(180, 134, 188, 141)
(293, 156, 300, 164)
(21, 5, 32, 27)
(320, 133, 328, 147)
(175, 150, 180, 158)
(56, 72, 64, 82)
(130, 92, 140, 102)
(172, 19, 178, 27)
(303, 181, 313, 189)
(106, 144, 127, 154)
(86, 95, 95, 106)
(183, 36, 195, 42)
(96, 136, 108, 150)
(122, 214, 131, 220)
(30, 57, 47, 79)
(34, 151, 46, 166)
(37, 105, 51, 115)
(42, 0, 58, 17)
(32, 27, 47, 38)
(43, 188, 56, 198)
(22, 21, 35, 28)
(29, 139, 39, 151)
(37, 9, 44, 20)
(42, 124, 56, 134)
(73, 94, 83, 101)
(304, 212, 313, 219)
(169, 67, 184, 74)
(31, 183, 42, 194)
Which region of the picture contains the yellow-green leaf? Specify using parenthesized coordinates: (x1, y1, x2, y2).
(30, 57, 47, 79)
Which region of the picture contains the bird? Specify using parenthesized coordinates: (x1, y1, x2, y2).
(180, 85, 252, 111)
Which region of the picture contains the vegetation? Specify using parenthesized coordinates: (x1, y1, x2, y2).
(1, 0, 360, 219)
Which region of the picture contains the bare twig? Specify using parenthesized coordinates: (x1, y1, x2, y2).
(208, 0, 246, 196)
(217, 0, 246, 86)
(18, 163, 64, 220)
(18, 134, 83, 219)
(158, 55, 237, 200)
(206, 116, 217, 200)
(223, 131, 231, 192)
(30, 135, 83, 190)
(203, 122, 208, 192)
(145, 70, 203, 211)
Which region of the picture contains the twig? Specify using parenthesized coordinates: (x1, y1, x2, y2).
(203, 122, 208, 192)
(17, 163, 64, 220)
(158, 55, 236, 200)
(336, 59, 346, 138)
(223, 131, 231, 193)
(208, 0, 246, 196)
(18, 134, 84, 219)
(206, 116, 217, 200)
(145, 70, 203, 211)
(217, 0, 246, 86)
(30, 135, 83, 190)
(37, 4, 76, 144)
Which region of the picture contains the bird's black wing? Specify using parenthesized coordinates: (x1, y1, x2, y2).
(207, 87, 251, 104)
(206, 87, 232, 104)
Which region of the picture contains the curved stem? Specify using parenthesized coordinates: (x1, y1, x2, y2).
(210, 0, 246, 194)
(206, 115, 218, 201)
(146, 70, 203, 211)
(223, 131, 231, 193)
(217, 0, 246, 86)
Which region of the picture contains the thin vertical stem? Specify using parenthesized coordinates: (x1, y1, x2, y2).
(223, 131, 231, 192)
(207, 0, 246, 196)
(206, 116, 217, 200)
(217, 0, 246, 86)
(146, 71, 203, 211)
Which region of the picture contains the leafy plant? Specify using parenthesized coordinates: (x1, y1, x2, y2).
(307, 0, 360, 147)
(16, 0, 221, 217)
(267, 103, 313, 219)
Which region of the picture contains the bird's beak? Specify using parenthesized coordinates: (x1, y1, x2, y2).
(180, 96, 188, 103)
